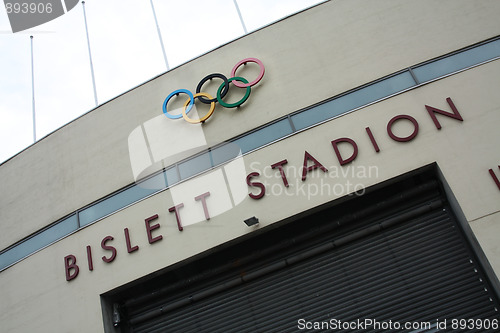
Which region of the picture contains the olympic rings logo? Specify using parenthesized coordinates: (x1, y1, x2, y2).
(162, 58, 265, 124)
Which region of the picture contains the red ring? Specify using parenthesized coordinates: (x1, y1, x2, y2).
(230, 57, 265, 88)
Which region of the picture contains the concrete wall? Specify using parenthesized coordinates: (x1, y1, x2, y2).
(1, 0, 500, 248)
(0, 0, 499, 332)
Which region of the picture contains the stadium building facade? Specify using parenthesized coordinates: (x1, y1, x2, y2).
(1, 0, 500, 331)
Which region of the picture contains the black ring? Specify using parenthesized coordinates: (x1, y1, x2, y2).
(196, 73, 229, 104)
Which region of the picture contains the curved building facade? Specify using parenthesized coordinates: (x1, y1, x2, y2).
(1, 1, 500, 332)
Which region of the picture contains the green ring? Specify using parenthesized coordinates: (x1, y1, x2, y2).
(216, 77, 251, 108)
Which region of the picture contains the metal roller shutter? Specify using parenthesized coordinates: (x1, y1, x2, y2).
(117, 171, 500, 333)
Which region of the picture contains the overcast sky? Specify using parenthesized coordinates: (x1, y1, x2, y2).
(0, 0, 325, 164)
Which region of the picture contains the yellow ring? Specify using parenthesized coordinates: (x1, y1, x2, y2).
(182, 92, 216, 124)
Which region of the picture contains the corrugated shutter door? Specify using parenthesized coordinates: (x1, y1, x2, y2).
(126, 184, 499, 332)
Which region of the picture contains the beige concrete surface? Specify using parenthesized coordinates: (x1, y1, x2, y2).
(1, 1, 499, 332)
(2, 0, 500, 248)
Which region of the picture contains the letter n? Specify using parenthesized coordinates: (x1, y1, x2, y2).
(425, 97, 463, 129)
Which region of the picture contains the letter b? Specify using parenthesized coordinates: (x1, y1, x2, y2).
(64, 254, 79, 281)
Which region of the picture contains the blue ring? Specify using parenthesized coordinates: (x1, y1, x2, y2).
(162, 89, 194, 119)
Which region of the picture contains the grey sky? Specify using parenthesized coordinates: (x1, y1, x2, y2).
(0, 0, 325, 163)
